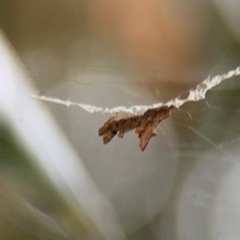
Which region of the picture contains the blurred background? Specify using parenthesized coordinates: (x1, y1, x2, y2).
(0, 0, 240, 239)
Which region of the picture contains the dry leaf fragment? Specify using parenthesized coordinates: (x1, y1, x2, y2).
(98, 105, 174, 151)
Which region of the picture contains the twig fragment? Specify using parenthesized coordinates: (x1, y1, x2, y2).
(98, 105, 174, 151)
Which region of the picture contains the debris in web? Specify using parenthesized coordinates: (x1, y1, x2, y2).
(31, 66, 240, 150)
(98, 105, 174, 151)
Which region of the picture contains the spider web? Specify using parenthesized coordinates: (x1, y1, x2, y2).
(171, 76, 240, 152)
(31, 66, 240, 114)
(27, 43, 240, 236)
(31, 66, 240, 152)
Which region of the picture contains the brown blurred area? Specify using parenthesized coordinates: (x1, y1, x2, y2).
(1, 0, 233, 93)
(86, 0, 207, 67)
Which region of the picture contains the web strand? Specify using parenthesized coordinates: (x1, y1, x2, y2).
(31, 66, 240, 115)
